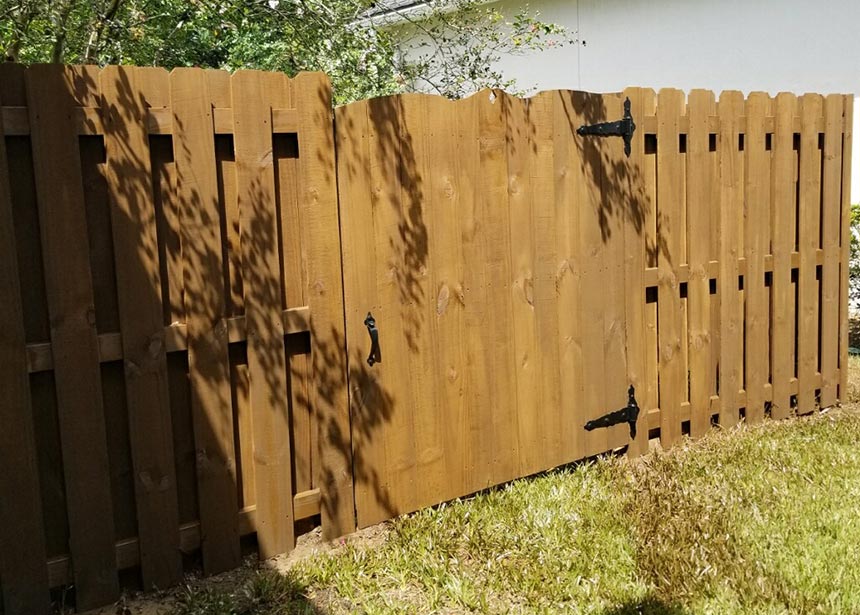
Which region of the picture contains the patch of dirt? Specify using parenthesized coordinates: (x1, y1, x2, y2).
(268, 522, 391, 575)
(77, 523, 392, 615)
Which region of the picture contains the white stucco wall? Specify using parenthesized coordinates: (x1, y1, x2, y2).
(397, 0, 860, 201)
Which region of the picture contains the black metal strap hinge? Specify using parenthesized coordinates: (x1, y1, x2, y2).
(584, 385, 640, 439)
(576, 97, 636, 157)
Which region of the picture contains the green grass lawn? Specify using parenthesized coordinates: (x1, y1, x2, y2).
(171, 404, 860, 615)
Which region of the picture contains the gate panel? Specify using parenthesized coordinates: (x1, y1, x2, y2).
(338, 90, 641, 526)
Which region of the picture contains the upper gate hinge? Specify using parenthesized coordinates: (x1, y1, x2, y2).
(576, 97, 636, 157)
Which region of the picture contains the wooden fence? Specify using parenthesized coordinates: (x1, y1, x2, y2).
(337, 88, 853, 526)
(0, 66, 853, 614)
(0, 65, 352, 614)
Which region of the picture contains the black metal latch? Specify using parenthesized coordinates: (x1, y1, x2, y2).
(576, 97, 636, 158)
(364, 312, 382, 367)
(584, 385, 640, 439)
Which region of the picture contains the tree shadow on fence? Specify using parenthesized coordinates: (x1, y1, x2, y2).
(1, 62, 674, 614)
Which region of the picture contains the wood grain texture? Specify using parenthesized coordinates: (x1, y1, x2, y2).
(624, 87, 654, 455)
(272, 103, 313, 496)
(797, 94, 823, 414)
(231, 69, 295, 557)
(100, 65, 182, 590)
(477, 91, 519, 485)
(819, 94, 843, 408)
(505, 93, 541, 477)
(26, 64, 119, 611)
(292, 73, 352, 538)
(399, 94, 445, 507)
(529, 91, 564, 468)
(839, 96, 854, 401)
(456, 93, 488, 495)
(335, 98, 388, 529)
(743, 92, 770, 424)
(600, 93, 631, 452)
(0, 67, 51, 615)
(770, 93, 797, 419)
(656, 89, 685, 445)
(368, 95, 419, 514)
(424, 95, 468, 498)
(718, 91, 744, 428)
(574, 90, 611, 457)
(170, 67, 240, 573)
(686, 89, 716, 438)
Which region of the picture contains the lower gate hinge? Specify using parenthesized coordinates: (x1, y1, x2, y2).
(584, 385, 640, 439)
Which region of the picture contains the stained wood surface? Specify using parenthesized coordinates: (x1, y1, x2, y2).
(170, 67, 241, 573)
(0, 68, 51, 615)
(425, 94, 468, 496)
(686, 89, 716, 438)
(797, 94, 823, 414)
(624, 87, 654, 456)
(2, 66, 851, 613)
(232, 69, 295, 557)
(771, 93, 797, 419)
(294, 73, 356, 538)
(477, 91, 519, 485)
(718, 91, 744, 428)
(657, 88, 684, 446)
(335, 98, 388, 528)
(100, 65, 182, 590)
(743, 92, 770, 424)
(839, 97, 854, 401)
(820, 94, 844, 408)
(26, 64, 119, 611)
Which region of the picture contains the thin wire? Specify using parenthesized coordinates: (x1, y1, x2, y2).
(576, 0, 581, 89)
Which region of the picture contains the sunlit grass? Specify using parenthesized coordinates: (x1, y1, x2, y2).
(170, 408, 860, 615)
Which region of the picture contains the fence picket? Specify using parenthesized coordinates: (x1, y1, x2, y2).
(718, 91, 744, 427)
(231, 69, 296, 556)
(839, 97, 854, 401)
(297, 75, 364, 532)
(170, 67, 241, 573)
(687, 89, 716, 437)
(0, 70, 51, 615)
(529, 92, 564, 468)
(554, 91, 585, 463)
(744, 92, 770, 424)
(26, 64, 120, 611)
(820, 94, 844, 407)
(623, 86, 652, 456)
(657, 89, 685, 446)
(506, 93, 541, 477)
(798, 94, 823, 414)
(422, 95, 468, 499)
(335, 98, 387, 528)
(771, 93, 798, 419)
(100, 65, 182, 590)
(477, 91, 519, 486)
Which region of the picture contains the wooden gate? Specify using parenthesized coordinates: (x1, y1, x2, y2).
(336, 88, 853, 528)
(337, 89, 649, 527)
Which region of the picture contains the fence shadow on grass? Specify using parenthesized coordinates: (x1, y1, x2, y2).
(601, 596, 691, 615)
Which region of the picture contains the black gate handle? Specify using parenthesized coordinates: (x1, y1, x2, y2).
(584, 385, 640, 439)
(364, 312, 381, 367)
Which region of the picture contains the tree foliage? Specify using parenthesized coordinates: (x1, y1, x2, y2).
(850, 203, 860, 312)
(0, 0, 573, 103)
